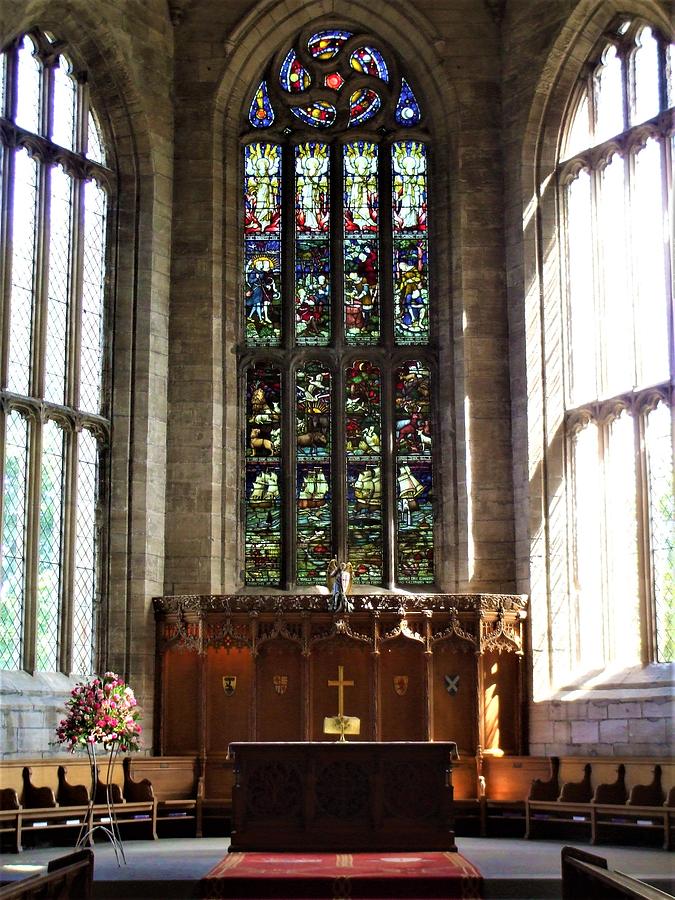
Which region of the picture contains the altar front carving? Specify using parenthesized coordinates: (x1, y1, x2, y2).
(152, 593, 528, 770)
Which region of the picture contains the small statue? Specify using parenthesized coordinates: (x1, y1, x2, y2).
(327, 559, 353, 612)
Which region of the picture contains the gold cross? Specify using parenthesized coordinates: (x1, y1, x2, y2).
(328, 665, 354, 718)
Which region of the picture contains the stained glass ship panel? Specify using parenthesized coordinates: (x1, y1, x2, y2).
(346, 361, 382, 583)
(344, 142, 379, 345)
(244, 143, 282, 346)
(295, 143, 330, 345)
(395, 362, 433, 583)
(245, 366, 282, 585)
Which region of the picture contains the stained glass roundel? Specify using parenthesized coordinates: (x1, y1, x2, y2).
(348, 89, 381, 127)
(280, 49, 311, 93)
(350, 47, 389, 81)
(395, 78, 421, 126)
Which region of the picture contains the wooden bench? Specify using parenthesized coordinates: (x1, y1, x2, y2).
(123, 756, 203, 836)
(526, 759, 674, 849)
(0, 759, 155, 852)
(561, 846, 673, 899)
(0, 848, 93, 899)
(479, 753, 553, 836)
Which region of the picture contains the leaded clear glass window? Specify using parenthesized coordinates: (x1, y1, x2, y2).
(241, 30, 435, 589)
(560, 19, 674, 665)
(0, 31, 111, 674)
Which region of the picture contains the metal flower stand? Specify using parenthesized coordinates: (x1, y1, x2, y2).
(76, 742, 127, 865)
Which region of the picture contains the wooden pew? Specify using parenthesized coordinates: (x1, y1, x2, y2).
(561, 846, 673, 899)
(527, 758, 674, 849)
(0, 848, 93, 899)
(479, 754, 553, 836)
(0, 759, 155, 851)
(124, 756, 203, 836)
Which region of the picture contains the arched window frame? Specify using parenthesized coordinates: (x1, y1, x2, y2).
(239, 27, 438, 591)
(0, 29, 114, 675)
(557, 17, 674, 668)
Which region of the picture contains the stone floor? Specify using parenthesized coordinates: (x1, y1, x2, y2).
(0, 836, 673, 899)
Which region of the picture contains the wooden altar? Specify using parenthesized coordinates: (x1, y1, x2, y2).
(228, 741, 458, 851)
(152, 593, 527, 799)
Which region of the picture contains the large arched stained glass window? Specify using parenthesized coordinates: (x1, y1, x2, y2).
(560, 19, 673, 665)
(242, 29, 435, 589)
(0, 31, 111, 673)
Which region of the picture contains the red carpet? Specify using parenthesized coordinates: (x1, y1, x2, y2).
(201, 851, 482, 899)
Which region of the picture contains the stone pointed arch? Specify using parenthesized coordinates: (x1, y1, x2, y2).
(0, 1, 171, 726)
(213, 1, 460, 591)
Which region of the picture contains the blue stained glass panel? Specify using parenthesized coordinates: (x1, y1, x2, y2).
(350, 47, 389, 81)
(291, 102, 337, 128)
(308, 30, 353, 60)
(348, 88, 381, 127)
(395, 77, 421, 126)
(280, 49, 311, 92)
(249, 80, 275, 128)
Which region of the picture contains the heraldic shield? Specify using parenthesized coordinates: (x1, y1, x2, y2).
(222, 675, 237, 696)
(393, 675, 408, 696)
(273, 674, 288, 695)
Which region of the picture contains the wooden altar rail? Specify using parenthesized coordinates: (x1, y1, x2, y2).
(152, 593, 528, 761)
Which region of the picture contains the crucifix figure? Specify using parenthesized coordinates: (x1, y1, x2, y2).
(327, 665, 355, 741)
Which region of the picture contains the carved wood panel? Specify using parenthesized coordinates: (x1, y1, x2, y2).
(163, 647, 199, 755)
(379, 636, 426, 741)
(431, 640, 476, 751)
(255, 639, 304, 741)
(310, 637, 373, 741)
(205, 646, 253, 752)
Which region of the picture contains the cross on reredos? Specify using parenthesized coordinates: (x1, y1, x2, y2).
(328, 665, 354, 718)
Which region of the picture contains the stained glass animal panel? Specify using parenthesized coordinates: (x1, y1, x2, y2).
(296, 364, 331, 458)
(245, 367, 282, 585)
(395, 362, 432, 455)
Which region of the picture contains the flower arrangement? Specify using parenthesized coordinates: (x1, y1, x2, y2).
(56, 672, 142, 752)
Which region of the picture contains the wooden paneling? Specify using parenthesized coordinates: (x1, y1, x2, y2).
(310, 637, 373, 741)
(163, 648, 199, 754)
(379, 636, 426, 741)
(255, 639, 304, 741)
(205, 646, 253, 752)
(483, 650, 519, 754)
(431, 641, 476, 751)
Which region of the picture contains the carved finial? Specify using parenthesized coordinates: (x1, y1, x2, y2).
(484, 0, 506, 24)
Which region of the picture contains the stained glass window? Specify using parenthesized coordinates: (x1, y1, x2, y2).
(241, 29, 433, 589)
(561, 18, 674, 665)
(0, 30, 111, 673)
(245, 366, 282, 584)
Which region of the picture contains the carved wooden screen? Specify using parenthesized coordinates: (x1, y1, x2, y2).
(241, 29, 436, 589)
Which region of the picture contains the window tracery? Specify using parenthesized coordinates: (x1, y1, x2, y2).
(560, 18, 673, 664)
(0, 31, 111, 674)
(241, 29, 434, 589)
